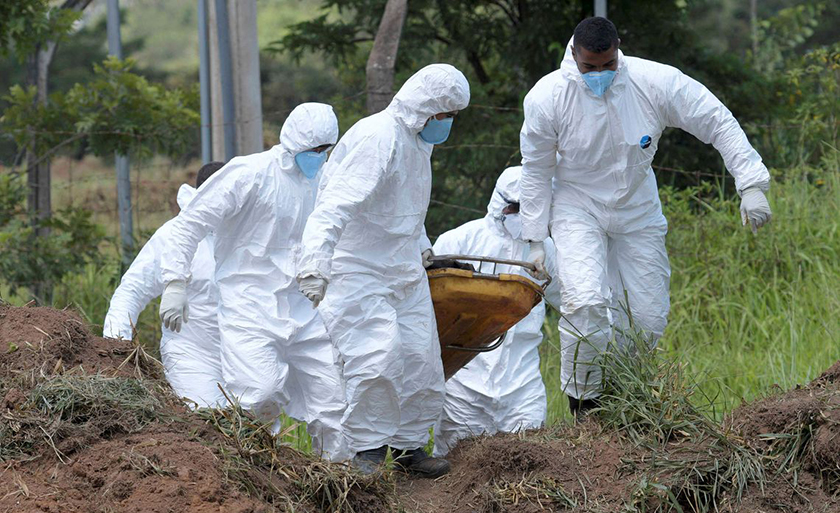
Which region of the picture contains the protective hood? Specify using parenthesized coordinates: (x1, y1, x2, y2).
(486, 166, 522, 236)
(176, 184, 197, 210)
(277, 102, 339, 171)
(560, 36, 627, 96)
(386, 64, 471, 133)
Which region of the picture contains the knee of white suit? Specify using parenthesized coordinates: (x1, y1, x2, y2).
(306, 417, 352, 462)
(612, 298, 669, 351)
(559, 302, 612, 344)
(228, 383, 289, 423)
(559, 303, 611, 400)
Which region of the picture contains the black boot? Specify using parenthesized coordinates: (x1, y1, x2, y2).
(568, 395, 600, 416)
(391, 447, 450, 478)
(352, 445, 388, 475)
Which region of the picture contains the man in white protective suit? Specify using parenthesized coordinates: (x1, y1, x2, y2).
(296, 64, 470, 477)
(157, 103, 349, 462)
(519, 17, 772, 413)
(103, 161, 225, 408)
(431, 166, 563, 457)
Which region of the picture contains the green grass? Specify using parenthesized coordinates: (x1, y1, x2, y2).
(659, 160, 840, 414)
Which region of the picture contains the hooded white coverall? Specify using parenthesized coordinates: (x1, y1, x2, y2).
(431, 166, 563, 456)
(519, 39, 771, 399)
(103, 184, 223, 408)
(297, 64, 470, 453)
(159, 103, 349, 461)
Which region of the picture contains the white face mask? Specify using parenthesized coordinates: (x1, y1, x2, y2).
(502, 214, 522, 240)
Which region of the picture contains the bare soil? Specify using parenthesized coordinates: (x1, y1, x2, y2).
(2, 304, 839, 512)
(0, 304, 393, 513)
(0, 304, 136, 378)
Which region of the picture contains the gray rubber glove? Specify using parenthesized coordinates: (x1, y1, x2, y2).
(740, 187, 772, 235)
(160, 280, 189, 333)
(526, 241, 549, 280)
(298, 273, 328, 308)
(421, 248, 434, 269)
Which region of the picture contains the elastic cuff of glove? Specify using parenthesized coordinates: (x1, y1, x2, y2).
(739, 182, 770, 197)
(297, 270, 328, 283)
(164, 279, 187, 291)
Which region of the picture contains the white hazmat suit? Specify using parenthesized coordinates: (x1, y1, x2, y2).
(297, 64, 470, 453)
(432, 167, 562, 456)
(103, 184, 223, 408)
(519, 39, 771, 399)
(159, 103, 349, 461)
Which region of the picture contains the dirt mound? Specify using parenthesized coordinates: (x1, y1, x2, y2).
(815, 360, 840, 384)
(0, 305, 394, 513)
(0, 304, 136, 378)
(719, 472, 838, 513)
(399, 424, 630, 512)
(726, 364, 840, 510)
(1, 424, 270, 513)
(397, 357, 840, 513)
(2, 305, 839, 512)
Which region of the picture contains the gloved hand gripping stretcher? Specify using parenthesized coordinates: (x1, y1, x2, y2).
(426, 254, 549, 380)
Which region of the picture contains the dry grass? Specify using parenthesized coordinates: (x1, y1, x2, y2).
(195, 389, 397, 513)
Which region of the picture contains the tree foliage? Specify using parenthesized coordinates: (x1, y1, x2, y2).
(1, 57, 199, 161)
(0, 173, 104, 294)
(0, 14, 199, 300)
(0, 0, 80, 61)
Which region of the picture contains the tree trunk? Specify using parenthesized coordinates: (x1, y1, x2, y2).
(26, 41, 58, 237)
(24, 0, 94, 303)
(365, 0, 408, 114)
(25, 42, 57, 303)
(25, 0, 94, 231)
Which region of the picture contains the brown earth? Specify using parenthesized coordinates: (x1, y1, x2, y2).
(720, 360, 840, 513)
(398, 424, 632, 512)
(0, 304, 137, 378)
(0, 304, 392, 513)
(1, 304, 839, 512)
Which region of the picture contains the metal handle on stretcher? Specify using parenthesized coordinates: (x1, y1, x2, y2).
(429, 254, 552, 290)
(446, 331, 507, 352)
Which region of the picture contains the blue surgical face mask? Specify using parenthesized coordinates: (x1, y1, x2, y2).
(419, 116, 453, 145)
(294, 150, 328, 179)
(581, 69, 616, 97)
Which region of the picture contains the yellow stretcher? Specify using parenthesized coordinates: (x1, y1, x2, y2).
(427, 255, 548, 380)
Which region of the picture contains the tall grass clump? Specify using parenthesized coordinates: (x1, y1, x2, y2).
(596, 332, 765, 512)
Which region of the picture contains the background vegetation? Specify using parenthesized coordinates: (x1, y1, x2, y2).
(1, 0, 838, 440)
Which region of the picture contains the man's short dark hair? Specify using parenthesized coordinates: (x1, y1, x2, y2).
(573, 17, 619, 54)
(196, 161, 225, 188)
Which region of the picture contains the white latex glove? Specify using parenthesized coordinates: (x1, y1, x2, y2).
(421, 248, 434, 269)
(159, 280, 189, 333)
(298, 274, 328, 308)
(740, 187, 772, 235)
(527, 241, 549, 280)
